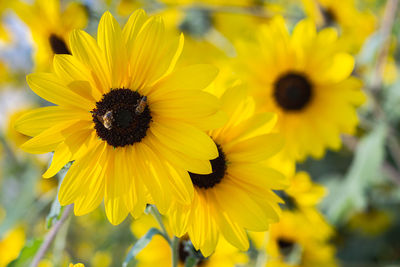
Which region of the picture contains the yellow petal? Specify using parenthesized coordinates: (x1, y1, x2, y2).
(104, 146, 130, 225)
(214, 178, 274, 231)
(53, 54, 101, 100)
(15, 106, 90, 136)
(58, 142, 104, 205)
(123, 146, 147, 218)
(20, 120, 85, 154)
(314, 53, 354, 85)
(145, 131, 212, 174)
(129, 16, 166, 90)
(97, 11, 127, 88)
(151, 64, 218, 98)
(74, 143, 107, 216)
(150, 120, 218, 160)
(27, 73, 93, 109)
(210, 193, 249, 251)
(150, 90, 220, 121)
(134, 142, 171, 214)
(69, 29, 111, 94)
(122, 9, 148, 59)
(43, 129, 93, 178)
(226, 134, 284, 162)
(229, 163, 287, 190)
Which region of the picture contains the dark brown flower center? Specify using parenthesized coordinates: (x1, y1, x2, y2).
(189, 143, 227, 189)
(92, 88, 151, 147)
(277, 237, 295, 256)
(273, 73, 313, 111)
(321, 8, 336, 26)
(49, 34, 71, 55)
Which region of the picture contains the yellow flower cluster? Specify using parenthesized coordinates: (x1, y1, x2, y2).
(4, 0, 371, 264)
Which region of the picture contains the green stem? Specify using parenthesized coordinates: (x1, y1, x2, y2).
(148, 205, 170, 243)
(171, 236, 179, 267)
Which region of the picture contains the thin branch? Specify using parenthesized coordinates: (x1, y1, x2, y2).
(171, 236, 179, 267)
(148, 205, 171, 243)
(30, 205, 73, 267)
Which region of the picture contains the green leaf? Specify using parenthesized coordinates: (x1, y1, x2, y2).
(8, 238, 42, 267)
(324, 123, 387, 224)
(122, 228, 165, 267)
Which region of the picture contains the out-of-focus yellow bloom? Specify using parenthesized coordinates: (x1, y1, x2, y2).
(348, 208, 392, 236)
(117, 0, 143, 17)
(285, 172, 334, 239)
(0, 61, 11, 84)
(301, 0, 376, 53)
(0, 227, 25, 267)
(91, 251, 112, 267)
(69, 264, 85, 267)
(38, 259, 53, 267)
(0, 0, 11, 42)
(286, 172, 326, 209)
(236, 16, 365, 161)
(13, 0, 88, 71)
(252, 211, 337, 267)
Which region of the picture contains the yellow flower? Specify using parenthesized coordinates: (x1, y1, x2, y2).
(15, 10, 224, 225)
(69, 264, 85, 267)
(0, 227, 25, 267)
(286, 172, 326, 209)
(236, 16, 365, 161)
(284, 172, 334, 240)
(260, 211, 337, 267)
(348, 207, 392, 236)
(132, 214, 248, 267)
(13, 0, 88, 71)
(167, 84, 287, 256)
(301, 0, 376, 53)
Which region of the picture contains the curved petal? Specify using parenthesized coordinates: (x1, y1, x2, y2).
(104, 146, 130, 225)
(150, 120, 218, 160)
(27, 73, 93, 109)
(225, 133, 284, 162)
(69, 29, 111, 94)
(53, 54, 101, 100)
(97, 11, 127, 88)
(15, 106, 90, 137)
(144, 132, 212, 174)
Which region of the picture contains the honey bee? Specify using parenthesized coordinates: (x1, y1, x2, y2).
(97, 111, 114, 130)
(135, 96, 147, 114)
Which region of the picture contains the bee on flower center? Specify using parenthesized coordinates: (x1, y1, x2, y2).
(97, 111, 114, 130)
(135, 96, 147, 115)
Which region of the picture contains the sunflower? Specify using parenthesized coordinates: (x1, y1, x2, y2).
(236, 16, 365, 161)
(282, 172, 333, 240)
(348, 207, 393, 236)
(262, 211, 337, 267)
(13, 0, 88, 71)
(132, 214, 248, 267)
(167, 84, 287, 256)
(301, 0, 376, 53)
(15, 10, 225, 225)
